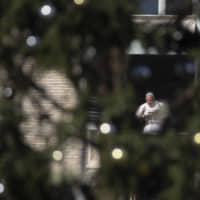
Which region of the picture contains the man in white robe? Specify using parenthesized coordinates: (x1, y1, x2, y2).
(136, 92, 168, 134)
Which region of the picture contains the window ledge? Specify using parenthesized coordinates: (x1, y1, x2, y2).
(132, 14, 196, 23)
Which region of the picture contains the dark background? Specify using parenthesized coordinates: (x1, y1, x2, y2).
(128, 54, 194, 131)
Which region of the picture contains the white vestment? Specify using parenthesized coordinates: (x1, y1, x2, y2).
(136, 101, 167, 134)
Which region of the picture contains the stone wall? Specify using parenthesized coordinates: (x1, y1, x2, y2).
(21, 69, 99, 179)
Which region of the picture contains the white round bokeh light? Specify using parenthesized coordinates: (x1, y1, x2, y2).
(26, 35, 39, 47)
(3, 87, 13, 98)
(52, 150, 63, 161)
(0, 183, 5, 194)
(40, 4, 54, 16)
(111, 148, 124, 160)
(194, 132, 200, 144)
(100, 123, 111, 134)
(74, 0, 85, 5)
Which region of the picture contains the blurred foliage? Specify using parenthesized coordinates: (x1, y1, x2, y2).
(0, 0, 200, 200)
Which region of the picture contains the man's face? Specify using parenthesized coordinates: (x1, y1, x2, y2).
(146, 95, 154, 107)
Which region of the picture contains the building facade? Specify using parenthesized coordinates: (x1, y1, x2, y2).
(21, 0, 199, 180)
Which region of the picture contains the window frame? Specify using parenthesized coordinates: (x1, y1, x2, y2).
(86, 129, 100, 169)
(158, 0, 166, 15)
(137, 0, 166, 15)
(137, 0, 193, 16)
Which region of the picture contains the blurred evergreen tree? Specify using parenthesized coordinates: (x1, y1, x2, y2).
(0, 0, 200, 200)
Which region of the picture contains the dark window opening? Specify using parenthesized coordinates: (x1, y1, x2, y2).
(166, 0, 193, 15)
(135, 0, 193, 15)
(137, 0, 158, 14)
(128, 55, 195, 131)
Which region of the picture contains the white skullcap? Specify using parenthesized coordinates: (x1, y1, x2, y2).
(145, 92, 154, 98)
